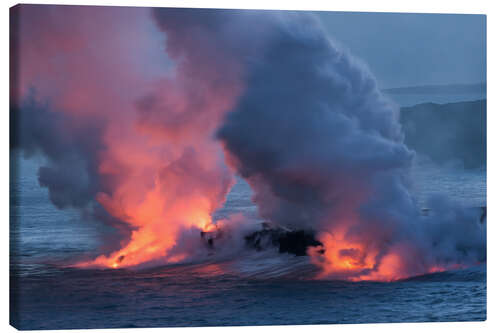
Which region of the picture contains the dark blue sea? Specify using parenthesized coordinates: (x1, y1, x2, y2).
(10, 93, 487, 330)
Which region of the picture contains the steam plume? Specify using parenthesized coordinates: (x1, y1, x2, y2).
(215, 11, 485, 280)
(11, 6, 485, 279)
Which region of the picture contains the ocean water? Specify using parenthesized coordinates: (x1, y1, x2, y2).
(10, 263, 486, 329)
(10, 150, 486, 330)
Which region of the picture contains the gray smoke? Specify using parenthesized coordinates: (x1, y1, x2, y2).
(216, 13, 414, 230)
(10, 92, 104, 209)
(213, 11, 485, 277)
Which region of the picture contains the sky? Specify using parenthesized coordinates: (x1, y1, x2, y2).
(317, 12, 486, 88)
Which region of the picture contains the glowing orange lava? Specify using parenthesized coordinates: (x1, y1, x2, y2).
(309, 223, 442, 282)
(77, 208, 220, 269)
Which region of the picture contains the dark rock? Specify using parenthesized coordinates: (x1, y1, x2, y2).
(199, 222, 323, 256)
(244, 223, 322, 256)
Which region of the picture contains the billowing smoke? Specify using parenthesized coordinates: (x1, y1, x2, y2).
(11, 5, 485, 279)
(11, 5, 243, 268)
(215, 12, 485, 280)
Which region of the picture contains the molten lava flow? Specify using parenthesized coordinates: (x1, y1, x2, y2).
(309, 222, 462, 282)
(78, 211, 217, 269)
(308, 226, 409, 282)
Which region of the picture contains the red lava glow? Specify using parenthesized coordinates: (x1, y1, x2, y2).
(308, 222, 452, 282)
(77, 214, 217, 269)
(309, 229, 405, 282)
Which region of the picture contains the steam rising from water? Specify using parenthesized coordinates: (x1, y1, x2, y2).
(11, 6, 485, 280)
